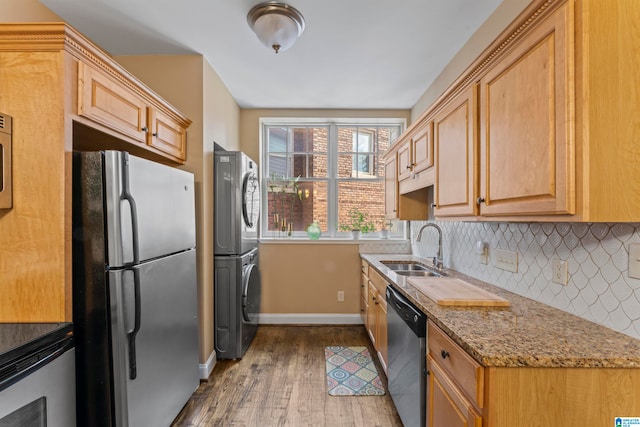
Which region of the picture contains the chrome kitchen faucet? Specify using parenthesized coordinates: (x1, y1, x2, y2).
(416, 223, 443, 270)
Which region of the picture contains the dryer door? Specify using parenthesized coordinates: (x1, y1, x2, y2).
(241, 263, 261, 324)
(241, 171, 260, 230)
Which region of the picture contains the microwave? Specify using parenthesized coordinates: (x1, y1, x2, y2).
(0, 112, 12, 209)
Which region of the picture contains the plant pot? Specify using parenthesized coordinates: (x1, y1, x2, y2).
(379, 229, 389, 239)
(351, 230, 361, 240)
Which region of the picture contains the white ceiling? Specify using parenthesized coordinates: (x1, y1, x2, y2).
(40, 0, 502, 109)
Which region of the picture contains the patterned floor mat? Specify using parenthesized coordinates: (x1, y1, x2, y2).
(324, 346, 385, 396)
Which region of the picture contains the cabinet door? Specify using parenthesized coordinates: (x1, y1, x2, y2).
(366, 282, 378, 346)
(148, 108, 187, 163)
(77, 61, 148, 144)
(434, 85, 478, 217)
(428, 355, 482, 427)
(397, 140, 413, 182)
(376, 296, 388, 373)
(384, 154, 398, 218)
(411, 122, 434, 175)
(478, 1, 574, 216)
(360, 272, 368, 325)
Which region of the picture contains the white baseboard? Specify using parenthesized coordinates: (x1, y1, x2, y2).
(199, 350, 216, 380)
(258, 313, 364, 325)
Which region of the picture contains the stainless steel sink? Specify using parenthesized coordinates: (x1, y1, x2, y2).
(380, 261, 445, 277)
(393, 270, 442, 277)
(381, 262, 429, 271)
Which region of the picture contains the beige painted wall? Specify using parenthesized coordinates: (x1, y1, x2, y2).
(258, 243, 361, 314)
(411, 0, 531, 121)
(3, 0, 62, 21)
(115, 54, 240, 365)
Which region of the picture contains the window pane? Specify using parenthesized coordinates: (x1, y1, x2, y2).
(338, 154, 378, 178)
(290, 127, 328, 154)
(337, 181, 387, 233)
(268, 127, 287, 152)
(265, 179, 328, 236)
(267, 154, 289, 176)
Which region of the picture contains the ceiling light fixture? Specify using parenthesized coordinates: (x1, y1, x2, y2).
(247, 2, 305, 54)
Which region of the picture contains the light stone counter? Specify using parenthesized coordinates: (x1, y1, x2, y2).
(361, 253, 640, 368)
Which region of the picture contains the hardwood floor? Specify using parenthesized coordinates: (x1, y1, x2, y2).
(172, 325, 403, 427)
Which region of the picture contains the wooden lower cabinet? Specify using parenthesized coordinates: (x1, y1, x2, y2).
(428, 355, 482, 427)
(361, 261, 388, 372)
(360, 274, 368, 325)
(427, 321, 483, 427)
(428, 320, 640, 427)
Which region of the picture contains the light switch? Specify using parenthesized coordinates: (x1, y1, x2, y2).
(629, 244, 640, 279)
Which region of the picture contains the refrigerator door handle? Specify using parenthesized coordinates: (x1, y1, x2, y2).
(127, 268, 142, 380)
(121, 153, 140, 264)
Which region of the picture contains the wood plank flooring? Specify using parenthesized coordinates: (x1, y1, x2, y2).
(172, 325, 403, 427)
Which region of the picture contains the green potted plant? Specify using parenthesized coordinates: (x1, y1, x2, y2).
(338, 208, 375, 239)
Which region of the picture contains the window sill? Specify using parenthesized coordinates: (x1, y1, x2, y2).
(259, 237, 409, 245)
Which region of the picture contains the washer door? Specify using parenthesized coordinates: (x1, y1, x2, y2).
(241, 263, 261, 324)
(242, 171, 260, 229)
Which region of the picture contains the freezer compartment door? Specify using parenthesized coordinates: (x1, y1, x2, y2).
(109, 250, 199, 427)
(103, 151, 196, 266)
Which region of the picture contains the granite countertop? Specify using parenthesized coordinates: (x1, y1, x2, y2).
(361, 253, 640, 369)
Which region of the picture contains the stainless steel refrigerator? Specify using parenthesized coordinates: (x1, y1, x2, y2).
(72, 150, 199, 427)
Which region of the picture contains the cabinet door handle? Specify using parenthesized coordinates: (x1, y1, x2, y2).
(406, 165, 411, 169)
(441, 349, 450, 359)
(141, 126, 148, 133)
(476, 197, 486, 204)
(430, 203, 437, 208)
(152, 132, 158, 137)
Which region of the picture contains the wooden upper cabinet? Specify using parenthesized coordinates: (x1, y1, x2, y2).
(478, 1, 574, 216)
(411, 122, 433, 175)
(384, 153, 398, 218)
(76, 54, 190, 164)
(78, 62, 148, 144)
(397, 122, 433, 183)
(397, 139, 412, 182)
(434, 85, 478, 217)
(149, 108, 187, 162)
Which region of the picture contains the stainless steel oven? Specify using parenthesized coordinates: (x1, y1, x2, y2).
(0, 323, 75, 427)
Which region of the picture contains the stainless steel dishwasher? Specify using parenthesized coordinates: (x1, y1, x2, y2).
(386, 285, 427, 427)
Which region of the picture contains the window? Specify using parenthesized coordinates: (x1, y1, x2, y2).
(261, 118, 404, 238)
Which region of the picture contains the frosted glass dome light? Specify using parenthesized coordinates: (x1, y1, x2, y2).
(247, 2, 305, 54)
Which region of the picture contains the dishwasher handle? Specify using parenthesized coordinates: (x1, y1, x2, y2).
(386, 286, 426, 337)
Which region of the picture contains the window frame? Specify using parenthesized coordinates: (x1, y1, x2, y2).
(259, 117, 406, 239)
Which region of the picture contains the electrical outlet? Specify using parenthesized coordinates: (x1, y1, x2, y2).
(337, 291, 344, 302)
(495, 249, 518, 272)
(476, 241, 488, 265)
(629, 244, 640, 279)
(551, 259, 569, 285)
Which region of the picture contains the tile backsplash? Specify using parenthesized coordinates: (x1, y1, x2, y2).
(410, 221, 640, 340)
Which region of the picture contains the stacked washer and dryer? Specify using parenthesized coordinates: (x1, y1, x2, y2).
(214, 151, 261, 359)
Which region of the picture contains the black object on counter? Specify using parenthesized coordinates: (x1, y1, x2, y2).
(0, 323, 73, 392)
